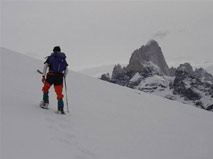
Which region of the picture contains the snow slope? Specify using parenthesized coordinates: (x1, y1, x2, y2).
(1, 48, 213, 159)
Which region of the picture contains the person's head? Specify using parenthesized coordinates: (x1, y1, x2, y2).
(53, 46, 61, 52)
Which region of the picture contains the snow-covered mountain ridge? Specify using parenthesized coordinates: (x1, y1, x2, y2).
(101, 40, 213, 111)
(1, 48, 213, 159)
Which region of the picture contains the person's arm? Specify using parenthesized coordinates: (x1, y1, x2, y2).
(43, 63, 48, 77)
(42, 63, 48, 83)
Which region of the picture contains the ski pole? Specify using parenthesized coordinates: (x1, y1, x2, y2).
(64, 77, 69, 113)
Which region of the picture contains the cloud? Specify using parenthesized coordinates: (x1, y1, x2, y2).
(152, 30, 170, 39)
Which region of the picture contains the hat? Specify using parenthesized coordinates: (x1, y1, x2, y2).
(53, 46, 61, 52)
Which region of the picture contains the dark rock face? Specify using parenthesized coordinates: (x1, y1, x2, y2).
(206, 104, 213, 111)
(173, 70, 201, 101)
(211, 85, 213, 98)
(111, 64, 124, 79)
(177, 63, 194, 75)
(111, 71, 136, 87)
(126, 40, 171, 76)
(169, 67, 177, 77)
(101, 73, 110, 81)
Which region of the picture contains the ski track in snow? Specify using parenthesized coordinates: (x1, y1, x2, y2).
(39, 106, 97, 159)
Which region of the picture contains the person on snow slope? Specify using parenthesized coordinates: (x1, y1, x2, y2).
(41, 46, 68, 114)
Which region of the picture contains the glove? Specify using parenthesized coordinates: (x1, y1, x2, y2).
(42, 76, 46, 84)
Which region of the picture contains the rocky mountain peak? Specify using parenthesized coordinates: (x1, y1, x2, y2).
(111, 64, 124, 79)
(175, 63, 213, 83)
(177, 63, 194, 75)
(146, 39, 159, 47)
(126, 40, 171, 76)
(195, 67, 213, 83)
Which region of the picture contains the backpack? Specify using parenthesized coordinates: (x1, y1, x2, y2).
(47, 52, 68, 74)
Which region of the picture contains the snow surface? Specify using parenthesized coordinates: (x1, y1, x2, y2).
(130, 72, 141, 82)
(1, 48, 213, 159)
(205, 65, 213, 75)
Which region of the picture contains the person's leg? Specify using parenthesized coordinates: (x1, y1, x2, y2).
(54, 84, 64, 112)
(42, 74, 54, 105)
(54, 84, 64, 99)
(53, 75, 64, 113)
(42, 82, 51, 103)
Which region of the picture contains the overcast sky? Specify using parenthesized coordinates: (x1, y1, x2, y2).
(1, 0, 213, 70)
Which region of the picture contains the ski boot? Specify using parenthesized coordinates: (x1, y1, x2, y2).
(57, 99, 65, 114)
(40, 93, 49, 109)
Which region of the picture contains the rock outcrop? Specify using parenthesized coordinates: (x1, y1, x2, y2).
(169, 67, 177, 77)
(177, 63, 194, 75)
(111, 64, 124, 79)
(195, 68, 213, 83)
(175, 63, 213, 83)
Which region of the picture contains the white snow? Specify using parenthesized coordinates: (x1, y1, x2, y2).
(183, 79, 191, 89)
(143, 61, 162, 75)
(130, 72, 141, 82)
(1, 48, 213, 159)
(137, 75, 169, 89)
(205, 64, 213, 75)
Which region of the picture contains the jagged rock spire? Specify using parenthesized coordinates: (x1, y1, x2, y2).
(126, 40, 171, 76)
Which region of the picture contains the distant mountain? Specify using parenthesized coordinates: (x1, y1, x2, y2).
(101, 40, 213, 111)
(126, 40, 170, 76)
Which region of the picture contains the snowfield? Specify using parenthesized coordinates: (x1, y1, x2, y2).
(1, 48, 213, 159)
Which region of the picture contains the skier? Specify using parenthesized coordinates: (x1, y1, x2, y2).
(40, 46, 68, 114)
